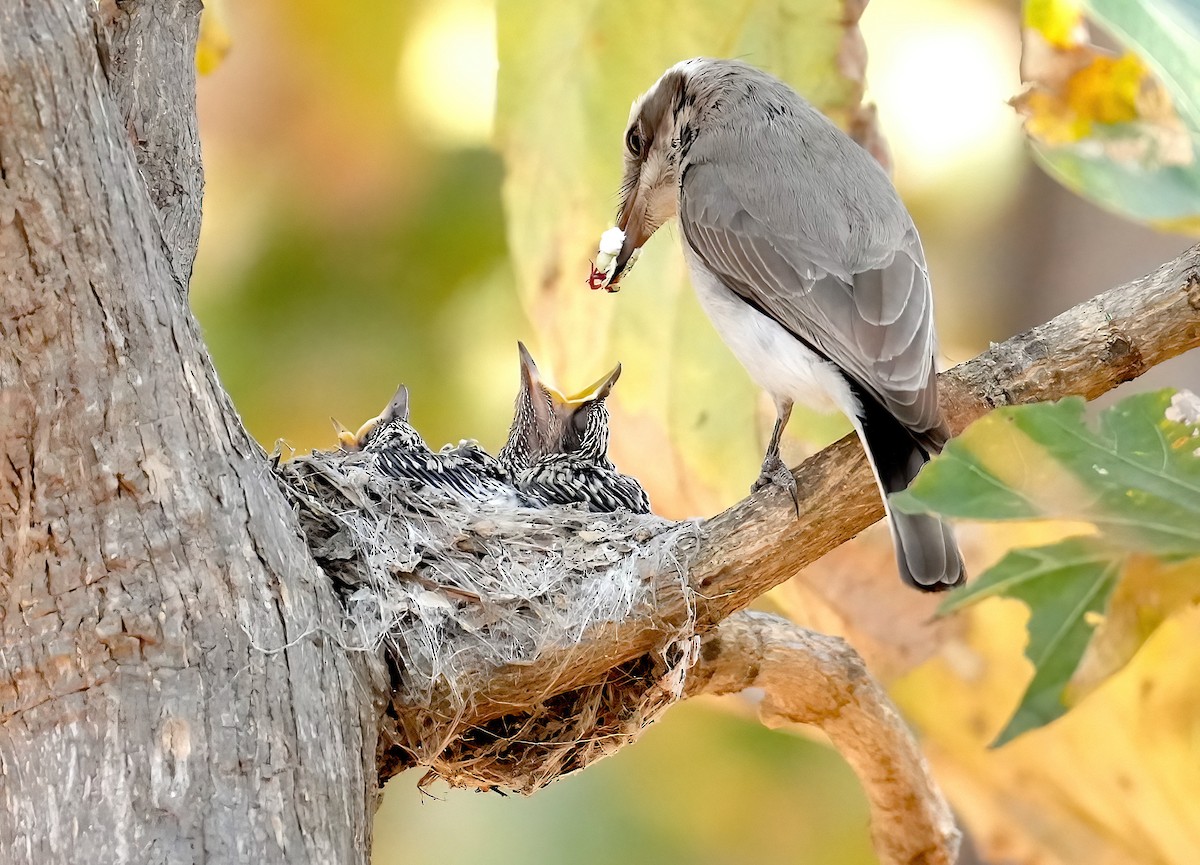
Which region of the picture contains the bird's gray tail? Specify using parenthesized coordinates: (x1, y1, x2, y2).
(851, 387, 965, 591)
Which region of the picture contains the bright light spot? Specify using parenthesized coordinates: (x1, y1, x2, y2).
(863, 0, 1022, 189)
(399, 1, 497, 146)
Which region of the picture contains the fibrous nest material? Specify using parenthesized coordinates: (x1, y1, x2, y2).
(274, 446, 699, 793)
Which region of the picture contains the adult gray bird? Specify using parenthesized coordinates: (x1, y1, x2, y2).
(595, 58, 962, 590)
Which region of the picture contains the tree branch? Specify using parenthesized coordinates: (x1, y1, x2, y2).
(690, 243, 1200, 626)
(344, 243, 1200, 729)
(276, 243, 1199, 818)
(688, 611, 960, 865)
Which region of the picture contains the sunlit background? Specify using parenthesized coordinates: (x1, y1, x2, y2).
(193, 0, 1196, 862)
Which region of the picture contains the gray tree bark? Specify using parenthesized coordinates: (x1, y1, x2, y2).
(1, 3, 382, 863)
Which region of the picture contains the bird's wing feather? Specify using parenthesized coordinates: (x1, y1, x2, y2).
(680, 161, 942, 436)
(524, 457, 651, 514)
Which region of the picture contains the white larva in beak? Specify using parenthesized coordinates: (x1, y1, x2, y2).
(588, 226, 640, 292)
(595, 226, 625, 281)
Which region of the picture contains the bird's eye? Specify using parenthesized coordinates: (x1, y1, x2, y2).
(625, 126, 644, 157)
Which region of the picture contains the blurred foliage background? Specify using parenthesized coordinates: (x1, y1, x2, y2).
(192, 0, 1199, 862)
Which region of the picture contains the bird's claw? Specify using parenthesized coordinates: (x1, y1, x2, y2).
(752, 454, 800, 516)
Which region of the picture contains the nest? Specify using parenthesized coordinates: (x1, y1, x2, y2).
(274, 446, 699, 794)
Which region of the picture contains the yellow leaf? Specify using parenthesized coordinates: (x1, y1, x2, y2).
(1067, 555, 1200, 703)
(1015, 89, 1091, 145)
(1015, 48, 1176, 148)
(896, 605, 1200, 864)
(197, 0, 232, 76)
(1065, 53, 1143, 127)
(1023, 0, 1085, 50)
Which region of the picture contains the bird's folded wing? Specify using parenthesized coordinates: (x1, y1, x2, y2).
(524, 457, 651, 514)
(680, 163, 942, 436)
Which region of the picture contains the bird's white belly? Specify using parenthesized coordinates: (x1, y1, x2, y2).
(687, 255, 860, 419)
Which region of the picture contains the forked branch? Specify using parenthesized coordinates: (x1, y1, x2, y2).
(279, 246, 1199, 865)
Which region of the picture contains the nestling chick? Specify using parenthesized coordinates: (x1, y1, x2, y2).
(499, 343, 651, 514)
(341, 385, 533, 505)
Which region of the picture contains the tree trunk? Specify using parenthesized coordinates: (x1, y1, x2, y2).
(1, 3, 381, 862)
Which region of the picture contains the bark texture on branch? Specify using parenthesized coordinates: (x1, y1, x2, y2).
(1, 4, 381, 864)
(689, 611, 960, 865)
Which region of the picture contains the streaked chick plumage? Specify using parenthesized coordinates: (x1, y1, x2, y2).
(342, 385, 535, 505)
(500, 343, 651, 514)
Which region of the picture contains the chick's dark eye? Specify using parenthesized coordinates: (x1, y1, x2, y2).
(625, 127, 644, 157)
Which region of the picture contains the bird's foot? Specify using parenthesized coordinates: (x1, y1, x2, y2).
(751, 454, 799, 516)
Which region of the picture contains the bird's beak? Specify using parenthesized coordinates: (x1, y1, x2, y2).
(341, 384, 410, 450)
(333, 417, 360, 451)
(347, 415, 381, 450)
(383, 384, 410, 425)
(609, 191, 651, 288)
(518, 341, 539, 388)
(517, 341, 554, 427)
(562, 362, 622, 405)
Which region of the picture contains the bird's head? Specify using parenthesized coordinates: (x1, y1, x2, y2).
(551, 362, 621, 457)
(337, 384, 412, 451)
(604, 59, 710, 289)
(499, 342, 558, 471)
(500, 343, 624, 468)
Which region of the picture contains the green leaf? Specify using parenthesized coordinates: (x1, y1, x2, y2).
(1032, 146, 1200, 232)
(892, 391, 1200, 556)
(941, 539, 1121, 747)
(896, 389, 1200, 743)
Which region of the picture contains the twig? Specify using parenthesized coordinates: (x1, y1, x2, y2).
(689, 611, 961, 865)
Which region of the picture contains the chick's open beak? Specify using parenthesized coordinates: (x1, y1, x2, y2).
(548, 362, 622, 410)
(333, 417, 360, 451)
(336, 384, 410, 451)
(334, 414, 379, 451)
(569, 362, 622, 404)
